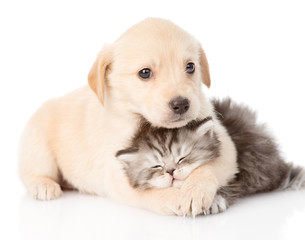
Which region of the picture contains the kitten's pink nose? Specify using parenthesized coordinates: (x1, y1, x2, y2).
(166, 169, 175, 176)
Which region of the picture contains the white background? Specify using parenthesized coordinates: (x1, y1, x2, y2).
(1, 0, 305, 239)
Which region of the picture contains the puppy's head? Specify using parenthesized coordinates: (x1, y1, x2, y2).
(88, 18, 211, 128)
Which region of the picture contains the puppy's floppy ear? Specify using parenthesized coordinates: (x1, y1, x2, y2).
(199, 47, 211, 88)
(88, 45, 112, 105)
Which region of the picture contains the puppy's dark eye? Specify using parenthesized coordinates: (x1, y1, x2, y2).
(152, 165, 163, 169)
(185, 62, 195, 74)
(177, 157, 186, 165)
(138, 68, 153, 80)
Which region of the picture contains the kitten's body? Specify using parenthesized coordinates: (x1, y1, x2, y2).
(117, 98, 305, 214)
(210, 98, 305, 213)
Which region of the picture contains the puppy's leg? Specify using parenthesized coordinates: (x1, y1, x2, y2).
(139, 187, 182, 215)
(26, 175, 62, 200)
(179, 128, 238, 216)
(104, 167, 182, 215)
(19, 123, 62, 200)
(179, 165, 218, 216)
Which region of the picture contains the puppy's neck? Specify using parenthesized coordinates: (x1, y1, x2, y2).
(197, 95, 215, 121)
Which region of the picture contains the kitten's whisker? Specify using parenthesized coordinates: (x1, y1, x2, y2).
(214, 110, 224, 119)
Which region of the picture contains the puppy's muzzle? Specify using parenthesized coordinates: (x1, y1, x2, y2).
(169, 97, 190, 115)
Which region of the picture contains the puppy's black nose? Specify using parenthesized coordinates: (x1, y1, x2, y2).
(169, 97, 190, 115)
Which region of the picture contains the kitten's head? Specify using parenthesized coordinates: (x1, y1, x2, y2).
(116, 118, 220, 189)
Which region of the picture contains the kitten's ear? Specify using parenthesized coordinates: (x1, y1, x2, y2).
(116, 148, 139, 167)
(196, 120, 214, 137)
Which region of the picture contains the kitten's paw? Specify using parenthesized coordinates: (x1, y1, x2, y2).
(179, 181, 217, 217)
(28, 177, 62, 200)
(206, 194, 228, 215)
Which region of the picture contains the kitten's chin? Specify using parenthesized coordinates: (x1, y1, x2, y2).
(147, 175, 173, 188)
(172, 179, 183, 188)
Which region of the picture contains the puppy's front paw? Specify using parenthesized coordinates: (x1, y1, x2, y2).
(28, 177, 62, 200)
(145, 187, 182, 216)
(179, 181, 217, 217)
(161, 188, 182, 216)
(206, 194, 228, 215)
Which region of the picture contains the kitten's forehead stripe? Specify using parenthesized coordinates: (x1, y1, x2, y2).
(168, 131, 178, 154)
(147, 141, 164, 157)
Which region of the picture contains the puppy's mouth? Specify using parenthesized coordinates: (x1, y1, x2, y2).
(162, 115, 193, 128)
(166, 116, 187, 123)
(141, 103, 199, 128)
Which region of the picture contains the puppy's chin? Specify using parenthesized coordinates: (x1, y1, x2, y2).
(161, 119, 192, 129)
(146, 114, 198, 129)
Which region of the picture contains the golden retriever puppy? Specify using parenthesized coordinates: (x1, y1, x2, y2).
(19, 18, 237, 216)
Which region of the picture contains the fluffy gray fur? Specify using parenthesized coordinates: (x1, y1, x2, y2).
(210, 98, 305, 213)
(116, 98, 305, 214)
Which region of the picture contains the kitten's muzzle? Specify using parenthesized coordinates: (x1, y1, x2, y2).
(169, 97, 190, 115)
(166, 168, 175, 176)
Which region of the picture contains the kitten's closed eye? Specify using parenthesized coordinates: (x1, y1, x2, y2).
(152, 165, 163, 169)
(177, 157, 186, 165)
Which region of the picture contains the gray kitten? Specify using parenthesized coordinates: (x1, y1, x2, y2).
(116, 117, 220, 189)
(116, 98, 305, 214)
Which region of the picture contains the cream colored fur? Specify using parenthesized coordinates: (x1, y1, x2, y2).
(19, 18, 237, 216)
